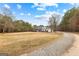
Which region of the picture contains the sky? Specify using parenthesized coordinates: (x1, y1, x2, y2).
(0, 3, 78, 26)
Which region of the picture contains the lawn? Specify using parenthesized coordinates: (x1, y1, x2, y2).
(0, 32, 62, 56)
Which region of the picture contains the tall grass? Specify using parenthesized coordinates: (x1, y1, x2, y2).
(0, 32, 62, 56)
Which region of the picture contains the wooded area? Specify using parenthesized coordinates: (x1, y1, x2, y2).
(59, 7, 79, 32)
(0, 7, 33, 33)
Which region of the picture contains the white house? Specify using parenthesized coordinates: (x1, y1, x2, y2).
(35, 26, 52, 32)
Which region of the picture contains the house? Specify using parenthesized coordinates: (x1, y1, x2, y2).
(35, 25, 52, 32)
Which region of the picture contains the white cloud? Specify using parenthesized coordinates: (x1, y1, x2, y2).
(32, 3, 58, 11)
(17, 4, 22, 9)
(27, 13, 31, 16)
(45, 3, 58, 7)
(32, 3, 58, 8)
(4, 4, 10, 9)
(20, 13, 24, 15)
(32, 3, 44, 8)
(37, 7, 45, 10)
(35, 11, 62, 21)
(70, 3, 75, 5)
(35, 14, 49, 20)
(70, 3, 79, 7)
(35, 15, 40, 18)
(63, 9, 67, 13)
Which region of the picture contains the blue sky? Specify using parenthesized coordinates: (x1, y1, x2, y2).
(0, 3, 78, 25)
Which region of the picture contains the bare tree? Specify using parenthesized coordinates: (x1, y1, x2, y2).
(48, 14, 60, 32)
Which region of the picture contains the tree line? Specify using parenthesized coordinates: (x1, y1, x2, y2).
(59, 7, 79, 32)
(0, 6, 79, 33)
(0, 7, 33, 33)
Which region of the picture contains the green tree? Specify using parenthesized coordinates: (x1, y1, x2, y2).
(0, 7, 15, 33)
(0, 7, 33, 33)
(60, 7, 79, 31)
(14, 20, 33, 32)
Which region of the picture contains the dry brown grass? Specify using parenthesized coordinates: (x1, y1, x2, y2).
(0, 32, 62, 56)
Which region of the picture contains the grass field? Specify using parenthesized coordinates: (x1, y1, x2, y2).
(0, 32, 62, 56)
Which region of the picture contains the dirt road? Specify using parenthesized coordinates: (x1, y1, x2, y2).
(63, 34, 79, 56)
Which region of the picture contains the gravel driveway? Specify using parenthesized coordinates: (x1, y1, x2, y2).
(21, 33, 74, 56)
(63, 34, 79, 56)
